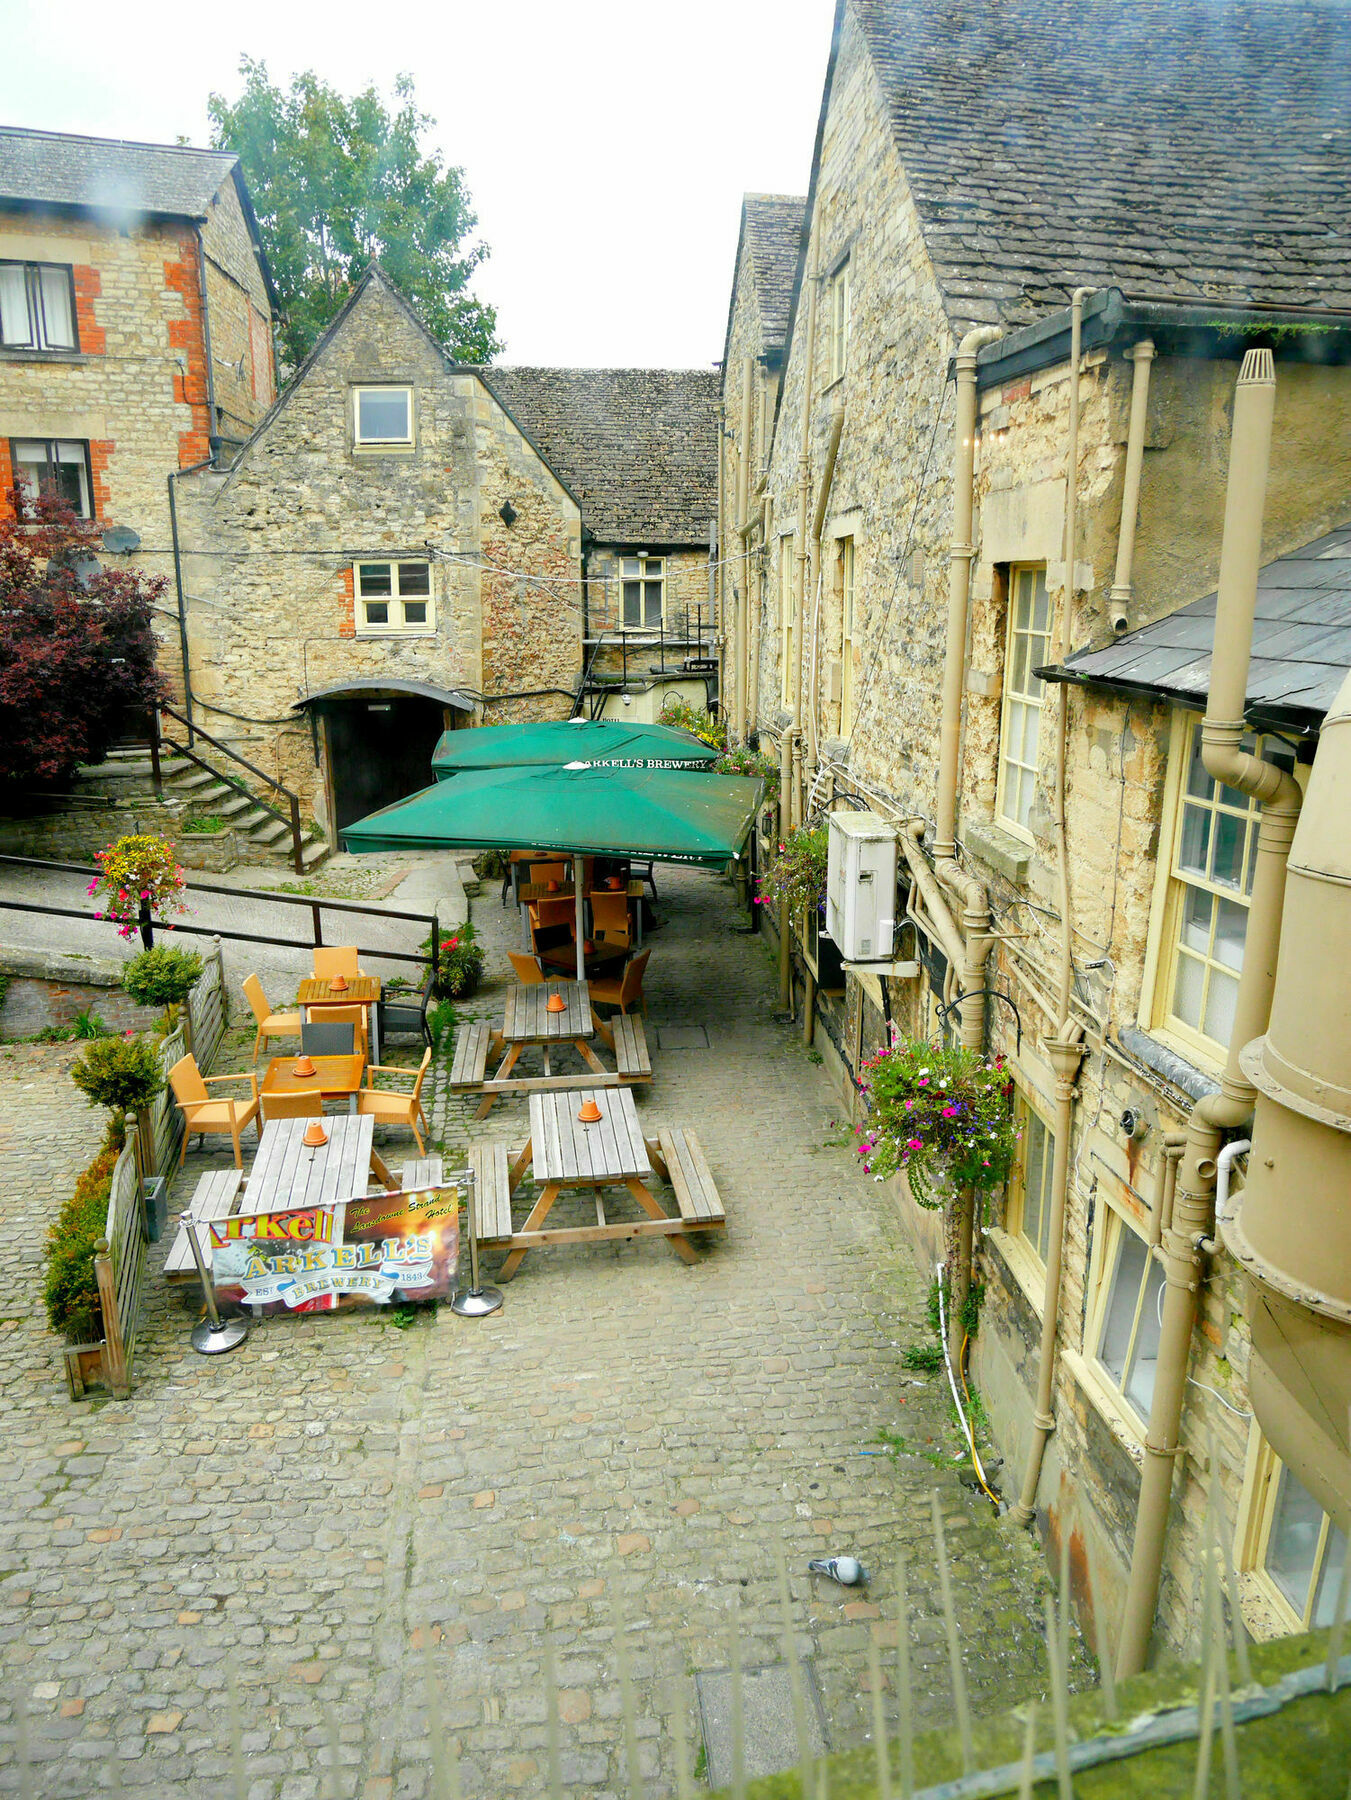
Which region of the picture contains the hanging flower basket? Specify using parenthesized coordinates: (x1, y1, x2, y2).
(855, 1038, 1016, 1209)
(755, 825, 828, 916)
(87, 834, 187, 943)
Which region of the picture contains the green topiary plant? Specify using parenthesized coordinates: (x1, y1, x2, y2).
(70, 1034, 165, 1118)
(120, 946, 204, 1032)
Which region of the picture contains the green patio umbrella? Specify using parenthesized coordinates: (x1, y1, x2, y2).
(430, 718, 718, 777)
(343, 762, 762, 981)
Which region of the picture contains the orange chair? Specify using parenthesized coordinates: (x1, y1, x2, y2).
(528, 860, 569, 887)
(357, 1049, 432, 1154)
(313, 946, 362, 981)
(259, 1090, 324, 1123)
(589, 890, 631, 952)
(242, 974, 302, 1064)
(168, 1054, 260, 1168)
(588, 948, 650, 1016)
(508, 952, 546, 984)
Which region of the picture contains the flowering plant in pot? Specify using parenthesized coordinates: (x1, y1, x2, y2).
(855, 1037, 1016, 1208)
(427, 922, 484, 998)
(755, 825, 828, 917)
(713, 744, 780, 801)
(88, 834, 187, 943)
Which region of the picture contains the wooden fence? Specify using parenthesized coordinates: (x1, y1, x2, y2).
(64, 938, 228, 1400)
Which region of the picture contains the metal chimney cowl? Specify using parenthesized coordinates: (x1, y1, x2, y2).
(1220, 667, 1351, 1523)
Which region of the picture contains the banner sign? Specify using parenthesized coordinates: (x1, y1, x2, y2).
(208, 1185, 462, 1314)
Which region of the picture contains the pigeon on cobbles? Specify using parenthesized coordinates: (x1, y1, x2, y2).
(808, 1555, 869, 1586)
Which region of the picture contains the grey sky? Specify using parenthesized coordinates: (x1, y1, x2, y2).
(1, 0, 834, 369)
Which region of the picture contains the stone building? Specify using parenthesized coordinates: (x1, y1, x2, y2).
(176, 271, 584, 838)
(0, 126, 276, 638)
(721, 0, 1351, 1669)
(717, 193, 806, 743)
(483, 366, 720, 721)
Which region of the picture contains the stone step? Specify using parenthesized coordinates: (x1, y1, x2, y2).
(169, 767, 230, 796)
(248, 817, 290, 847)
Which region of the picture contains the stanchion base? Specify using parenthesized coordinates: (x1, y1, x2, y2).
(190, 1314, 250, 1354)
(451, 1286, 503, 1318)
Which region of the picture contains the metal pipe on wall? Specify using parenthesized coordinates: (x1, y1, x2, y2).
(1116, 347, 1302, 1679)
(792, 252, 821, 825)
(808, 404, 846, 772)
(934, 324, 1002, 859)
(1107, 339, 1156, 635)
(735, 357, 755, 742)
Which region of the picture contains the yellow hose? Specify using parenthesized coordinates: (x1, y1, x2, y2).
(960, 1332, 1002, 1507)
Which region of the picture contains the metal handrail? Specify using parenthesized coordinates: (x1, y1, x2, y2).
(0, 853, 438, 971)
(154, 704, 305, 874)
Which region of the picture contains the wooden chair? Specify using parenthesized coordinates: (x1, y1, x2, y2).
(242, 974, 302, 1064)
(313, 945, 362, 981)
(309, 1004, 368, 1060)
(528, 860, 568, 887)
(259, 1090, 324, 1123)
(168, 1054, 260, 1169)
(508, 951, 546, 985)
(588, 948, 651, 1016)
(589, 890, 631, 952)
(357, 1049, 432, 1154)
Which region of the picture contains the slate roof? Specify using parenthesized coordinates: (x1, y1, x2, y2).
(481, 368, 719, 545)
(849, 0, 1351, 330)
(1042, 522, 1351, 728)
(741, 195, 807, 353)
(0, 126, 239, 220)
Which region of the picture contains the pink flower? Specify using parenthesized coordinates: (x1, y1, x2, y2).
(941, 1105, 959, 1119)
(906, 1137, 923, 1150)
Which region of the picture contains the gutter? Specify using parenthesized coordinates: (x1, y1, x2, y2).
(194, 225, 222, 462)
(967, 289, 1351, 391)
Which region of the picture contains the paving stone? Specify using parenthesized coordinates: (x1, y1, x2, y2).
(0, 869, 1088, 1794)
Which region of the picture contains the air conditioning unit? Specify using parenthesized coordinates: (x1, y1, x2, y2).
(826, 809, 897, 963)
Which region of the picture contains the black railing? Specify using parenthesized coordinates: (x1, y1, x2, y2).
(151, 704, 307, 875)
(0, 853, 436, 970)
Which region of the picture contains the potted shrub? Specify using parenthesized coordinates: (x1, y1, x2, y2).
(854, 1038, 1016, 1208)
(427, 922, 485, 998)
(88, 833, 187, 946)
(71, 1033, 165, 1124)
(120, 946, 204, 1039)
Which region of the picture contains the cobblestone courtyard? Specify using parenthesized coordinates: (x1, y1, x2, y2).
(0, 867, 1081, 1796)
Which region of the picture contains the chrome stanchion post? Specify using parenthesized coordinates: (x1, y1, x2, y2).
(451, 1168, 502, 1317)
(185, 1218, 250, 1354)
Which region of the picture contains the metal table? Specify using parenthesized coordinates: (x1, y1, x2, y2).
(494, 1085, 698, 1281)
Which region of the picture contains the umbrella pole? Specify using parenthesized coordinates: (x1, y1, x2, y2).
(574, 855, 585, 982)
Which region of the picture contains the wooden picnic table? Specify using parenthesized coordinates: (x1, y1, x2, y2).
(470, 980, 617, 1120)
(299, 975, 383, 1060)
(261, 1053, 365, 1114)
(486, 1086, 722, 1281)
(162, 1116, 397, 1280)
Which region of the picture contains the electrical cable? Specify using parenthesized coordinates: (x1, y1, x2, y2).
(935, 1263, 999, 1509)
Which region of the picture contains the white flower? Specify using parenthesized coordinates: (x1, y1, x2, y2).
(874, 1174, 884, 1183)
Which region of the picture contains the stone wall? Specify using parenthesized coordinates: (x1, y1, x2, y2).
(200, 175, 277, 447)
(725, 0, 1347, 1667)
(0, 945, 161, 1039)
(175, 274, 582, 828)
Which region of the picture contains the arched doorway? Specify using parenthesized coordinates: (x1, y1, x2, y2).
(298, 680, 475, 838)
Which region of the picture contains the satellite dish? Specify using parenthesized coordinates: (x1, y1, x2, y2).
(46, 551, 102, 592)
(102, 525, 141, 555)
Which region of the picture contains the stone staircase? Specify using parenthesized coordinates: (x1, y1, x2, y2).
(96, 745, 330, 873)
(163, 758, 330, 872)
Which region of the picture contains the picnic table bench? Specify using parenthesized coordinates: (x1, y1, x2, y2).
(448, 981, 650, 1117)
(471, 1087, 725, 1281)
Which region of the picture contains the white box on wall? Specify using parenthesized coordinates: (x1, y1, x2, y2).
(826, 810, 897, 963)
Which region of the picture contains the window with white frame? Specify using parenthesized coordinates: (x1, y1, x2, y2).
(1087, 1202, 1166, 1428)
(1155, 716, 1295, 1062)
(354, 561, 433, 634)
(779, 537, 795, 710)
(838, 536, 856, 737)
(1007, 1095, 1056, 1271)
(827, 259, 851, 383)
(0, 261, 77, 352)
(1243, 1443, 1348, 1632)
(996, 565, 1051, 837)
(10, 438, 93, 516)
(353, 386, 413, 447)
(621, 555, 663, 629)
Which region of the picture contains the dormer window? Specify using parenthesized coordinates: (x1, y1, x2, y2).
(353, 385, 413, 448)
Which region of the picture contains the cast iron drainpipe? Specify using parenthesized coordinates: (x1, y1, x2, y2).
(1116, 348, 1303, 1679)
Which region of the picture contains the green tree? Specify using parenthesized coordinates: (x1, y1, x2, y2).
(208, 60, 500, 371)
